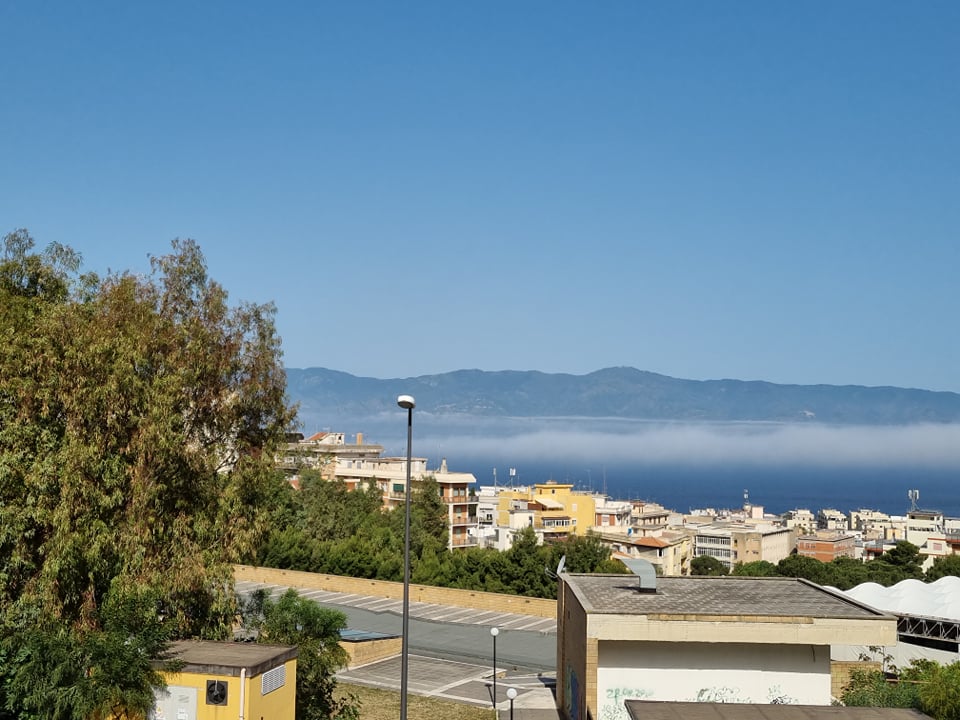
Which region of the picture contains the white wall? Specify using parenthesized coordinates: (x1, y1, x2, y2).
(596, 641, 830, 720)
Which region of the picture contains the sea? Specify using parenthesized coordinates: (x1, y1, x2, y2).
(454, 461, 960, 519)
(353, 415, 960, 519)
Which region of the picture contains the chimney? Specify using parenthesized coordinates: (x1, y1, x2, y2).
(356, 432, 363, 445)
(440, 457, 448, 473)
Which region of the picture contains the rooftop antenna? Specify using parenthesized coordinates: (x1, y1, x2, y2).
(908, 489, 920, 511)
(509, 467, 517, 488)
(493, 468, 497, 488)
(743, 488, 750, 509)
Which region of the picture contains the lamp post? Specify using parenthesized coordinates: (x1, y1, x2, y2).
(506, 687, 518, 720)
(490, 626, 500, 708)
(397, 394, 415, 720)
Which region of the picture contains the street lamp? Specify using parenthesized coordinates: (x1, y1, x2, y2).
(397, 394, 415, 720)
(506, 687, 518, 720)
(490, 626, 500, 708)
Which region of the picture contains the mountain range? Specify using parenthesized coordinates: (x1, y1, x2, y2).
(285, 367, 960, 431)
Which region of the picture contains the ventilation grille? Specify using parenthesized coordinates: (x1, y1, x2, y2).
(261, 665, 287, 695)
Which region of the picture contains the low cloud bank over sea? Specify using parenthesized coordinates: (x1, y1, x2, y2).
(359, 417, 960, 517)
(415, 420, 960, 468)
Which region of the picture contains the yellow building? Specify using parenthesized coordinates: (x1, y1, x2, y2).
(496, 481, 597, 541)
(154, 641, 297, 720)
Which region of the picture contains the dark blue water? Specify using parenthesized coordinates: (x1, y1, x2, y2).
(455, 460, 959, 518)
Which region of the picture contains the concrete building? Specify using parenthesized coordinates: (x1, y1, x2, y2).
(849, 508, 906, 542)
(594, 496, 633, 530)
(624, 701, 932, 719)
(906, 508, 945, 548)
(155, 641, 297, 720)
(496, 481, 597, 542)
(687, 522, 796, 571)
(782, 508, 816, 534)
(281, 432, 479, 550)
(602, 530, 692, 576)
(817, 508, 849, 532)
(556, 574, 896, 720)
(797, 532, 858, 563)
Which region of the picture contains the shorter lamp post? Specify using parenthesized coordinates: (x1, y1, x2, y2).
(490, 626, 499, 708)
(506, 687, 517, 720)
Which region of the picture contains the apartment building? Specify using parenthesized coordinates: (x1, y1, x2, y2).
(496, 481, 597, 542)
(797, 532, 858, 562)
(817, 508, 849, 531)
(687, 522, 796, 571)
(849, 508, 906, 542)
(906, 509, 944, 548)
(782, 508, 816, 533)
(602, 530, 692, 576)
(281, 432, 479, 550)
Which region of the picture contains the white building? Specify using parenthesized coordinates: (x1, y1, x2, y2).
(687, 522, 795, 571)
(556, 574, 896, 720)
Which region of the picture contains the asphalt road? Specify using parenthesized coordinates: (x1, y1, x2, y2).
(236, 580, 557, 672)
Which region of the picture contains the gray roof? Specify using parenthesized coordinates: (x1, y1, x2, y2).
(624, 701, 931, 719)
(163, 640, 298, 677)
(565, 574, 887, 619)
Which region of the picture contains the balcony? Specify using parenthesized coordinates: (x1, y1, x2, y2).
(451, 536, 479, 548)
(450, 515, 479, 527)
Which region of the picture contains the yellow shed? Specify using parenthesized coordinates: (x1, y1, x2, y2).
(154, 640, 298, 720)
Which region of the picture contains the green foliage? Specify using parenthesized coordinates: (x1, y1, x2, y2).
(257, 480, 622, 599)
(927, 554, 960, 582)
(1, 587, 177, 720)
(242, 589, 359, 720)
(731, 560, 779, 577)
(0, 231, 294, 716)
(842, 659, 960, 720)
(691, 555, 729, 576)
(841, 667, 921, 710)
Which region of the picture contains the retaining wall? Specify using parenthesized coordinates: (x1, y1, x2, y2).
(234, 565, 557, 619)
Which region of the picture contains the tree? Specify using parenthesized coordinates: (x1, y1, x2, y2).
(690, 555, 729, 576)
(927, 555, 960, 582)
(0, 231, 294, 713)
(242, 589, 359, 720)
(880, 541, 924, 579)
(777, 554, 833, 585)
(731, 560, 779, 577)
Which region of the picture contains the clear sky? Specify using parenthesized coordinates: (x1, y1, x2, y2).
(2, 2, 958, 391)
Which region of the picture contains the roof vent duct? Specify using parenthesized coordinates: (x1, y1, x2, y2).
(621, 557, 658, 593)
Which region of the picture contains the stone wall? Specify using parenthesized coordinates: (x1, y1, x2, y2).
(830, 660, 882, 699)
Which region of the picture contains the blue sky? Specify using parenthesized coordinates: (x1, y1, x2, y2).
(2, 2, 958, 391)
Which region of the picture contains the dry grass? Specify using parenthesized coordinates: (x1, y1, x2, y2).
(336, 682, 497, 720)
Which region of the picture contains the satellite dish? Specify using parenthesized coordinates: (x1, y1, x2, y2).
(545, 555, 567, 580)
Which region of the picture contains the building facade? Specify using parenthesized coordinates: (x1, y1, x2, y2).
(556, 574, 896, 720)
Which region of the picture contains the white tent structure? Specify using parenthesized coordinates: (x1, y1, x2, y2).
(829, 576, 960, 667)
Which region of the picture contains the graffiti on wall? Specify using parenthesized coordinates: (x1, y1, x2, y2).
(564, 664, 581, 720)
(598, 685, 653, 720)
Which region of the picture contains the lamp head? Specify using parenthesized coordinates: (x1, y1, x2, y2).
(397, 394, 416, 410)
(490, 627, 499, 637)
(506, 688, 518, 700)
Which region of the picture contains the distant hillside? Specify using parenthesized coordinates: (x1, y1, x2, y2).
(285, 367, 960, 428)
